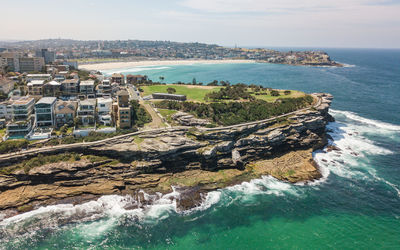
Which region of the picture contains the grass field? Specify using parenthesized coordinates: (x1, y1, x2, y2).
(252, 90, 306, 102)
(141, 85, 221, 102)
(158, 109, 178, 123)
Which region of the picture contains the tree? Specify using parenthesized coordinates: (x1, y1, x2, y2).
(270, 90, 280, 96)
(167, 87, 176, 94)
(192, 78, 197, 85)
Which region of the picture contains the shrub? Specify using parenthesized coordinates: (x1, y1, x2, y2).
(167, 87, 176, 94)
(270, 90, 280, 96)
(155, 95, 314, 126)
(284, 90, 292, 95)
(0, 139, 29, 154)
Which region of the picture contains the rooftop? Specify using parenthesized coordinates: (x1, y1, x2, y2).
(62, 79, 79, 84)
(46, 80, 61, 86)
(26, 74, 51, 77)
(36, 97, 57, 105)
(80, 80, 95, 86)
(79, 99, 96, 106)
(12, 96, 34, 105)
(153, 92, 186, 98)
(116, 90, 129, 96)
(27, 80, 45, 86)
(112, 73, 124, 77)
(97, 97, 112, 104)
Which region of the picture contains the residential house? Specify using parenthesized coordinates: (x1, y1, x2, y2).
(35, 97, 57, 127)
(61, 78, 80, 96)
(6, 96, 35, 138)
(111, 73, 125, 85)
(43, 81, 62, 97)
(55, 100, 77, 127)
(116, 90, 131, 129)
(126, 74, 147, 84)
(77, 99, 96, 126)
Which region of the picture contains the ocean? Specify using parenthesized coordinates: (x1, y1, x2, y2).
(1, 49, 400, 249)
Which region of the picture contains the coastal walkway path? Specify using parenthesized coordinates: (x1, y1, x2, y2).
(0, 95, 323, 162)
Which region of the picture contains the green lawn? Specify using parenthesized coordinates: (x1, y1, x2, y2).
(141, 85, 221, 102)
(0, 128, 6, 140)
(252, 90, 306, 102)
(158, 109, 178, 123)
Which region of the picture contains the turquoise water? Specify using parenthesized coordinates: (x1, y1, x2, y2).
(1, 49, 400, 249)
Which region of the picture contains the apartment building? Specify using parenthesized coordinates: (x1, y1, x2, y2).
(77, 99, 96, 126)
(6, 96, 35, 138)
(55, 100, 77, 127)
(43, 81, 62, 97)
(61, 78, 80, 96)
(19, 57, 45, 72)
(116, 90, 131, 129)
(126, 74, 147, 84)
(79, 80, 95, 98)
(0, 77, 14, 94)
(0, 52, 20, 72)
(35, 49, 55, 64)
(97, 97, 113, 126)
(27, 80, 45, 96)
(111, 73, 125, 85)
(0, 100, 13, 120)
(35, 97, 57, 127)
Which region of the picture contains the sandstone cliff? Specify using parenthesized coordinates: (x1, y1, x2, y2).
(0, 93, 333, 217)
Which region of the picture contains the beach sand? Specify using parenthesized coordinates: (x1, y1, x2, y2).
(79, 59, 255, 71)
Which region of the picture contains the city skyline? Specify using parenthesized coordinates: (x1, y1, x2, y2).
(2, 0, 400, 48)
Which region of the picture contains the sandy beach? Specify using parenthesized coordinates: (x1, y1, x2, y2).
(79, 59, 255, 71)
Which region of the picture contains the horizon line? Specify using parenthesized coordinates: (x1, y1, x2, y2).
(0, 38, 400, 50)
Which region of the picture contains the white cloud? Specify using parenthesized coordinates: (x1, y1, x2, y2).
(181, 0, 398, 13)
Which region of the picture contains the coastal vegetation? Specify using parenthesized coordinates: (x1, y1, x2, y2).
(155, 95, 314, 126)
(131, 100, 153, 127)
(0, 153, 113, 175)
(0, 139, 29, 154)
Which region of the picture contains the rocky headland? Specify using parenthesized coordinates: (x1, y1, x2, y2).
(0, 93, 333, 218)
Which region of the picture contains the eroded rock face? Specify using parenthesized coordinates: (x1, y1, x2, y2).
(172, 111, 211, 126)
(0, 93, 333, 214)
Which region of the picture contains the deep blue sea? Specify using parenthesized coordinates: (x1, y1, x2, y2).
(1, 49, 400, 249)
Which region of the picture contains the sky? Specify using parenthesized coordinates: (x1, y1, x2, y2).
(1, 0, 400, 48)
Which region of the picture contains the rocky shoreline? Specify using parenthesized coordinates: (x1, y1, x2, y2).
(0, 93, 333, 219)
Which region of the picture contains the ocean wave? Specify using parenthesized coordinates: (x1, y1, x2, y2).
(2, 109, 400, 243)
(340, 63, 356, 68)
(103, 66, 171, 75)
(330, 109, 400, 131)
(313, 109, 400, 195)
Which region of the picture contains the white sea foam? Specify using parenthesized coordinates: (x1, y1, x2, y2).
(312, 109, 400, 195)
(103, 66, 171, 75)
(330, 109, 400, 131)
(2, 109, 400, 242)
(225, 176, 298, 198)
(340, 63, 356, 68)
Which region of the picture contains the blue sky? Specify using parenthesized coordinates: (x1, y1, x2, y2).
(2, 0, 400, 48)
